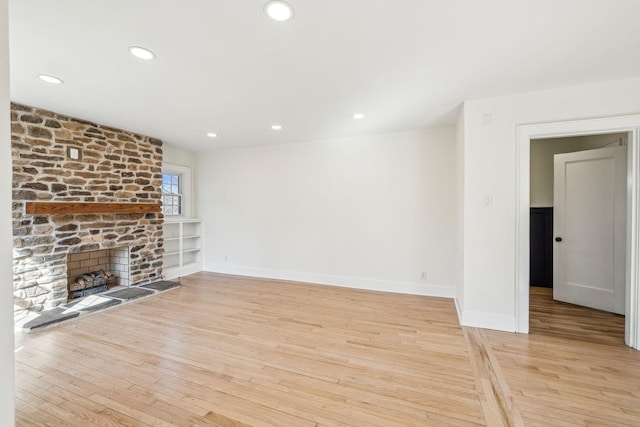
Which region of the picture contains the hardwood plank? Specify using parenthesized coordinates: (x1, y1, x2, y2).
(203, 411, 252, 427)
(14, 275, 640, 426)
(528, 286, 625, 345)
(483, 287, 640, 427)
(15, 272, 483, 426)
(462, 327, 525, 427)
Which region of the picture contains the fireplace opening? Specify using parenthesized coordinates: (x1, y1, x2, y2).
(66, 247, 130, 301)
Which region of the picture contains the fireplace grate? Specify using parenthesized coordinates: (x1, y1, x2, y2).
(68, 269, 114, 300)
(69, 284, 109, 299)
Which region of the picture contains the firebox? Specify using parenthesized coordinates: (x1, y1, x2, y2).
(66, 247, 130, 300)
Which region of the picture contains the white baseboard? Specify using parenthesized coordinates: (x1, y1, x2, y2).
(459, 310, 516, 332)
(204, 263, 455, 298)
(454, 295, 463, 324)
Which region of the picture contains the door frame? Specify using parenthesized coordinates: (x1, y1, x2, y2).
(516, 115, 640, 349)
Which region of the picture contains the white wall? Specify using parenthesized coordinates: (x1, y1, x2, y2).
(459, 77, 640, 331)
(0, 0, 15, 423)
(196, 128, 456, 296)
(163, 143, 196, 170)
(530, 133, 627, 207)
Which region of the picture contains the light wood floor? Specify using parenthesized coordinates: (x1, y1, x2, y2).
(14, 274, 640, 426)
(485, 287, 639, 426)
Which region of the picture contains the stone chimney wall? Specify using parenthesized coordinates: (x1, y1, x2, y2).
(11, 103, 164, 322)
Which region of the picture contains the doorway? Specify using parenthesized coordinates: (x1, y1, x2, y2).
(530, 133, 628, 303)
(516, 115, 640, 349)
(529, 134, 628, 343)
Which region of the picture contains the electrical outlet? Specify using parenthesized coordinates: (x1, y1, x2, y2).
(420, 272, 427, 280)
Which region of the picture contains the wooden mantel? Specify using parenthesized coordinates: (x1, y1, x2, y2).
(25, 202, 161, 215)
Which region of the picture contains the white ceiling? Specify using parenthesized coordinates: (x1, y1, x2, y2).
(9, 0, 640, 151)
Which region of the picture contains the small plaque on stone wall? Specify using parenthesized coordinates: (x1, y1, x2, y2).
(67, 146, 82, 161)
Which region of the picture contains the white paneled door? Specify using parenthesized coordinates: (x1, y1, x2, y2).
(553, 146, 627, 314)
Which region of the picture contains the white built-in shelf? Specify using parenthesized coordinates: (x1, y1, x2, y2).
(163, 219, 203, 279)
(182, 262, 201, 270)
(164, 234, 201, 243)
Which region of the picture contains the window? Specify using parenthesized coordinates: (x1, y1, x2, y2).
(161, 173, 182, 216)
(162, 163, 192, 218)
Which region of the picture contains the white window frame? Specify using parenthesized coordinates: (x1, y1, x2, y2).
(162, 163, 192, 219)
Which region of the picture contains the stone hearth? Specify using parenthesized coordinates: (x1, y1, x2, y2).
(20, 280, 180, 332)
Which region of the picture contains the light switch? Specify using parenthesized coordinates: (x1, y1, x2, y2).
(482, 194, 493, 207)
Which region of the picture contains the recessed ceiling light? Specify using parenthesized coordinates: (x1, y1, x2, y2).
(352, 113, 365, 119)
(37, 74, 63, 84)
(264, 1, 294, 21)
(206, 132, 218, 138)
(129, 46, 156, 60)
(271, 124, 283, 130)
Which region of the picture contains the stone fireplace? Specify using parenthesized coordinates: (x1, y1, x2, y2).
(11, 103, 165, 323)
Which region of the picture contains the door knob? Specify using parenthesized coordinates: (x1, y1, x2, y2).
(555, 237, 563, 242)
